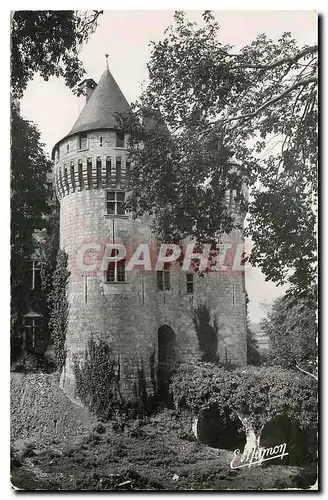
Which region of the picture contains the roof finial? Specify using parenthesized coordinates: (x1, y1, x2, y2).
(105, 53, 109, 70)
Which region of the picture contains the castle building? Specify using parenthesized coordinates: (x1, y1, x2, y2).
(52, 65, 247, 404)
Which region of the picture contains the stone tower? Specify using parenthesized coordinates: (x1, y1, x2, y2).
(52, 66, 247, 404)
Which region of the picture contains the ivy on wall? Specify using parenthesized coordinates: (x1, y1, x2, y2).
(74, 339, 161, 421)
(48, 249, 70, 369)
(192, 303, 219, 362)
(74, 338, 123, 421)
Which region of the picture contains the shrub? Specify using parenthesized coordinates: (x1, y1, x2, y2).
(73, 338, 123, 421)
(11, 351, 56, 373)
(192, 303, 219, 362)
(171, 363, 317, 459)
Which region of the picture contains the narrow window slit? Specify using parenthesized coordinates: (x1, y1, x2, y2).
(87, 158, 92, 189)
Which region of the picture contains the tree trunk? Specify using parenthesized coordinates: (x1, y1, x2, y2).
(192, 414, 199, 440)
(237, 413, 263, 463)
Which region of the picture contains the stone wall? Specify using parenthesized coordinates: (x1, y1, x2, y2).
(55, 129, 247, 404)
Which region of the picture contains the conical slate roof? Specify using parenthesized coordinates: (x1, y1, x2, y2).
(69, 69, 131, 135)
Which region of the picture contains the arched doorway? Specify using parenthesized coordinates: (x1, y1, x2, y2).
(197, 409, 245, 450)
(261, 414, 317, 465)
(157, 325, 176, 404)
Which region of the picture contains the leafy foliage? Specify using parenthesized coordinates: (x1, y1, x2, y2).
(74, 338, 123, 421)
(11, 105, 52, 285)
(120, 10, 317, 297)
(171, 363, 317, 434)
(11, 10, 103, 98)
(261, 295, 317, 375)
(245, 292, 262, 366)
(192, 303, 219, 362)
(48, 250, 70, 369)
(11, 105, 52, 358)
(39, 209, 60, 340)
(246, 326, 262, 366)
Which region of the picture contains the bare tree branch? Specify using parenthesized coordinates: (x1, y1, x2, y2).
(231, 45, 318, 70)
(202, 75, 317, 134)
(295, 365, 318, 381)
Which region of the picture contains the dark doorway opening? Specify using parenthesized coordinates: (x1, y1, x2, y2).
(261, 414, 317, 465)
(197, 408, 245, 450)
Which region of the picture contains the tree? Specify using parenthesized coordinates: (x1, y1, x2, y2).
(171, 363, 317, 460)
(11, 106, 53, 357)
(261, 295, 317, 376)
(11, 9, 102, 358)
(192, 303, 219, 362)
(245, 291, 262, 366)
(38, 207, 60, 342)
(11, 10, 103, 99)
(247, 325, 262, 366)
(73, 338, 123, 421)
(121, 11, 317, 298)
(11, 106, 52, 280)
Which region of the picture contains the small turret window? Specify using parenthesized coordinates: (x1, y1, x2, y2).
(116, 131, 125, 148)
(28, 260, 41, 290)
(100, 137, 103, 147)
(106, 190, 125, 215)
(79, 133, 88, 150)
(186, 273, 194, 294)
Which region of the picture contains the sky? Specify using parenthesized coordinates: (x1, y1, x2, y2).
(19, 9, 317, 323)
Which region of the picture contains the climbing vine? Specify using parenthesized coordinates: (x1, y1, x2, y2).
(192, 303, 219, 362)
(74, 338, 123, 421)
(48, 249, 69, 369)
(171, 363, 317, 458)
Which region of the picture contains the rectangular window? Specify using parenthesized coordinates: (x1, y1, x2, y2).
(157, 264, 170, 291)
(116, 156, 122, 187)
(24, 315, 43, 350)
(106, 190, 125, 215)
(79, 133, 88, 150)
(116, 131, 125, 148)
(186, 273, 194, 294)
(100, 137, 103, 147)
(157, 271, 164, 291)
(67, 144, 69, 153)
(106, 250, 126, 283)
(117, 259, 126, 282)
(28, 260, 41, 290)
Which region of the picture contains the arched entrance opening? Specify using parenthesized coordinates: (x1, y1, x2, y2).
(157, 325, 176, 404)
(197, 408, 245, 450)
(261, 414, 317, 465)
